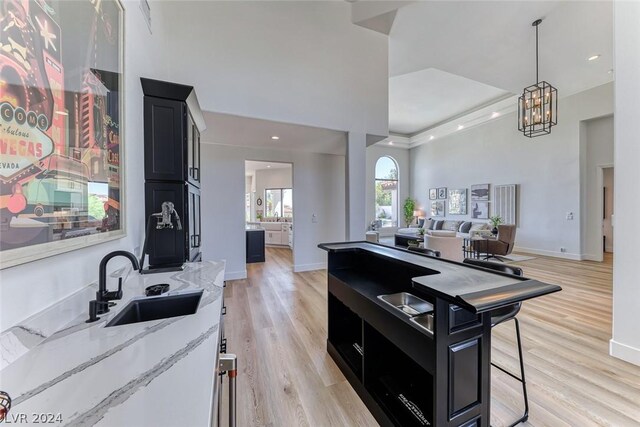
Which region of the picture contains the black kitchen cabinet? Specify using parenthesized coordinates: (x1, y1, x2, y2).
(142, 78, 204, 188)
(246, 229, 265, 263)
(319, 242, 561, 427)
(141, 78, 205, 269)
(145, 182, 201, 266)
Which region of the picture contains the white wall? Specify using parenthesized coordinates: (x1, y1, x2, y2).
(581, 115, 614, 260)
(0, 1, 172, 332)
(611, 0, 640, 366)
(409, 82, 613, 260)
(162, 1, 389, 241)
(366, 145, 410, 236)
(201, 144, 346, 280)
(163, 1, 388, 137)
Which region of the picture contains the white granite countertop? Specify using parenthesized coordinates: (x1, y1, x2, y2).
(0, 261, 225, 426)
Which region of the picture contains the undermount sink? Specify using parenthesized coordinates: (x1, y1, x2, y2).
(410, 313, 435, 336)
(377, 292, 433, 317)
(105, 290, 204, 327)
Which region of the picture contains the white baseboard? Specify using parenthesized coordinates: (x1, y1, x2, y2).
(610, 339, 640, 366)
(513, 246, 583, 260)
(225, 270, 247, 281)
(582, 253, 604, 262)
(293, 262, 326, 273)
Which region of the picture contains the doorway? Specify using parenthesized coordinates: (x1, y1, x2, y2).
(245, 160, 294, 268)
(602, 166, 614, 254)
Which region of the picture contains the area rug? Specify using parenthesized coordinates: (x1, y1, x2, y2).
(500, 254, 537, 262)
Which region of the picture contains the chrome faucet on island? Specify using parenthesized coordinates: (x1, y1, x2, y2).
(87, 251, 140, 323)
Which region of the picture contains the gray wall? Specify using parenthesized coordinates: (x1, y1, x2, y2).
(201, 144, 346, 279)
(409, 82, 613, 259)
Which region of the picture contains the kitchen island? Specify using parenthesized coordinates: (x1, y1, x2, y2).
(319, 242, 560, 427)
(0, 261, 225, 426)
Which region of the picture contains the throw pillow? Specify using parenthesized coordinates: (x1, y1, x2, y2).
(459, 221, 473, 233)
(434, 220, 444, 230)
(428, 219, 437, 230)
(442, 220, 461, 231)
(418, 218, 425, 228)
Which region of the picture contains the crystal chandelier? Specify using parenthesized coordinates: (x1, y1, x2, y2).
(518, 19, 558, 138)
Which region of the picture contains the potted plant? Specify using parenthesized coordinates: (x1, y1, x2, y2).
(489, 215, 503, 235)
(403, 197, 416, 227)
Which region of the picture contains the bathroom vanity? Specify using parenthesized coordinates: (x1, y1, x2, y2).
(319, 242, 560, 427)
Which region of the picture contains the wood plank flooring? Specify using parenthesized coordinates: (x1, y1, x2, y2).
(224, 249, 640, 426)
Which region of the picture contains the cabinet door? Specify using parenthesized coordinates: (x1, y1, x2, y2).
(187, 114, 194, 181)
(280, 227, 289, 245)
(187, 185, 201, 261)
(144, 96, 186, 181)
(186, 118, 201, 187)
(145, 182, 186, 266)
(194, 127, 201, 184)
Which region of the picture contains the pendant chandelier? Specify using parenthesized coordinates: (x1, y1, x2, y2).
(518, 19, 558, 138)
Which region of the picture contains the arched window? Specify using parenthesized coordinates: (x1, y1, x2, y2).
(375, 156, 398, 227)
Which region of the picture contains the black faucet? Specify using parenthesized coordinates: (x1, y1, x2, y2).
(92, 251, 140, 317)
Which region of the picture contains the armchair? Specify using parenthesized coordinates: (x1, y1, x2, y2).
(472, 224, 516, 260)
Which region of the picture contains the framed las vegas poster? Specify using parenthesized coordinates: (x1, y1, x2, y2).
(0, 0, 125, 268)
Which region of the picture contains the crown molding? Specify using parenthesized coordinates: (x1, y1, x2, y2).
(377, 95, 518, 149)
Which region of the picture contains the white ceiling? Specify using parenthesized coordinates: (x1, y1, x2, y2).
(201, 112, 347, 156)
(245, 160, 291, 175)
(387, 0, 613, 135)
(389, 68, 510, 135)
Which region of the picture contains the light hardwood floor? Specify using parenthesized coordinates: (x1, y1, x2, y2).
(224, 249, 640, 426)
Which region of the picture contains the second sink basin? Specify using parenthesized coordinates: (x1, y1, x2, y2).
(106, 290, 204, 327)
(410, 313, 434, 336)
(377, 292, 433, 317)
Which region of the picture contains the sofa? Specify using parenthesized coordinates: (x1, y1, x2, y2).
(396, 219, 492, 261)
(397, 219, 491, 239)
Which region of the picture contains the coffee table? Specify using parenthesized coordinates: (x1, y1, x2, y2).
(394, 233, 423, 248)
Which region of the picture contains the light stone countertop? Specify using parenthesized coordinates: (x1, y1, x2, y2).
(0, 261, 225, 427)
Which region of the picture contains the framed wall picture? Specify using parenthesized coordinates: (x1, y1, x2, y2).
(429, 188, 437, 200)
(437, 187, 447, 199)
(430, 200, 445, 217)
(448, 189, 467, 215)
(471, 184, 490, 201)
(0, 0, 125, 269)
(471, 201, 489, 219)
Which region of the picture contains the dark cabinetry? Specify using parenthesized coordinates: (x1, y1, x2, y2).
(320, 243, 560, 427)
(141, 78, 205, 268)
(246, 229, 265, 263)
(142, 81, 202, 187)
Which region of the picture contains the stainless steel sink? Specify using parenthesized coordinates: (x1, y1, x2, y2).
(377, 292, 433, 317)
(105, 290, 203, 327)
(410, 313, 434, 336)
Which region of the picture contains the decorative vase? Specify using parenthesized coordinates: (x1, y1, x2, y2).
(491, 227, 498, 235)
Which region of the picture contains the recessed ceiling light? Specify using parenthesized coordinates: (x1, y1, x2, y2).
(388, 141, 394, 145)
(457, 124, 464, 130)
(267, 165, 271, 168)
(491, 112, 501, 119)
(271, 136, 280, 140)
(429, 135, 435, 141)
(587, 54, 601, 61)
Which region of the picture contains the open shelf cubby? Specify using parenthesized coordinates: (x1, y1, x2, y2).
(328, 293, 363, 379)
(364, 321, 434, 427)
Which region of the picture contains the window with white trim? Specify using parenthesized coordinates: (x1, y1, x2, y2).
(375, 156, 398, 227)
